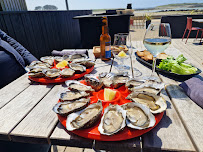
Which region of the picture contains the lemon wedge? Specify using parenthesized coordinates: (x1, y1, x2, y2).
(56, 60, 68, 68)
(118, 50, 127, 57)
(104, 88, 117, 101)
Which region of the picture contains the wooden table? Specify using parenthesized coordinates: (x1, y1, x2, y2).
(0, 41, 203, 152)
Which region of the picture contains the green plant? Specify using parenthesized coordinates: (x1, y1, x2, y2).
(145, 14, 152, 21)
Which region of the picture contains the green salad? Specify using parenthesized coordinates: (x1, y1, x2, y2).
(157, 54, 198, 75)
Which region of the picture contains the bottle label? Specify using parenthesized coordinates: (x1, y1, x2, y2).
(105, 42, 111, 58)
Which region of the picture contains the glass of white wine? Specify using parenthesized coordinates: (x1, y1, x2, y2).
(143, 23, 171, 80)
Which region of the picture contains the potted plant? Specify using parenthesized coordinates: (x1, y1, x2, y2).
(145, 14, 152, 29)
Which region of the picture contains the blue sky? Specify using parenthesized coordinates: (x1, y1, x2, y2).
(26, 0, 203, 10)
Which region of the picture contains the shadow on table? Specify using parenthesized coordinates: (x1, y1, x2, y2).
(142, 99, 172, 151)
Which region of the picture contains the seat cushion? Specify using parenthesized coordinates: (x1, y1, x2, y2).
(0, 29, 38, 65)
(0, 48, 25, 88)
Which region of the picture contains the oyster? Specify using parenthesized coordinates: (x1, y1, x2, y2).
(98, 104, 126, 135)
(72, 59, 95, 68)
(63, 55, 71, 62)
(40, 56, 54, 66)
(43, 69, 61, 79)
(125, 78, 145, 89)
(139, 79, 165, 90)
(69, 63, 86, 73)
(54, 56, 64, 64)
(65, 80, 94, 92)
(126, 91, 167, 114)
(85, 74, 103, 91)
(66, 100, 103, 131)
(112, 72, 130, 88)
(26, 61, 51, 71)
(60, 68, 75, 77)
(52, 98, 90, 116)
(69, 54, 88, 62)
(60, 90, 89, 101)
(28, 68, 45, 78)
(98, 72, 114, 87)
(121, 102, 155, 129)
(130, 86, 160, 95)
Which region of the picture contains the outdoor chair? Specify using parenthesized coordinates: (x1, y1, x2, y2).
(182, 17, 203, 44)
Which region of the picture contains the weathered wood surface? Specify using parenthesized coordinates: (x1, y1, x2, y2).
(0, 43, 202, 151)
(0, 10, 92, 59)
(0, 84, 53, 141)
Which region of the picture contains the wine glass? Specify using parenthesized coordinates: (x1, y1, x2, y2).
(112, 33, 131, 72)
(143, 23, 171, 80)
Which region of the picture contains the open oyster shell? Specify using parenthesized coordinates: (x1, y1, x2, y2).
(28, 68, 46, 78)
(69, 54, 88, 62)
(121, 102, 155, 130)
(60, 90, 89, 101)
(40, 56, 54, 66)
(125, 78, 145, 89)
(72, 59, 95, 68)
(98, 104, 126, 136)
(98, 72, 114, 87)
(112, 72, 130, 88)
(66, 100, 103, 131)
(60, 68, 75, 78)
(84, 74, 103, 91)
(42, 69, 61, 79)
(65, 80, 94, 93)
(52, 98, 90, 116)
(126, 91, 167, 114)
(69, 63, 86, 73)
(130, 86, 161, 95)
(26, 61, 51, 71)
(54, 56, 64, 64)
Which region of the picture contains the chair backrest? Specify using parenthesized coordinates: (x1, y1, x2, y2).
(186, 17, 193, 29)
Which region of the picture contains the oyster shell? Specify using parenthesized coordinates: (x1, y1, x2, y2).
(126, 91, 167, 114)
(40, 56, 54, 66)
(69, 54, 88, 62)
(69, 63, 86, 73)
(98, 72, 114, 87)
(121, 102, 155, 129)
(130, 86, 161, 95)
(60, 90, 89, 101)
(54, 56, 64, 64)
(65, 80, 94, 92)
(26, 61, 51, 71)
(112, 72, 130, 88)
(72, 59, 95, 68)
(28, 68, 45, 78)
(140, 79, 165, 90)
(98, 104, 126, 136)
(63, 55, 71, 62)
(125, 78, 145, 89)
(66, 100, 103, 131)
(52, 98, 90, 116)
(43, 69, 61, 79)
(85, 74, 103, 91)
(60, 68, 75, 77)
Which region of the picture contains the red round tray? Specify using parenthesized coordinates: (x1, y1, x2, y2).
(28, 61, 94, 84)
(57, 80, 164, 141)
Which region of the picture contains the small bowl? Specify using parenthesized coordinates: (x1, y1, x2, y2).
(97, 89, 121, 109)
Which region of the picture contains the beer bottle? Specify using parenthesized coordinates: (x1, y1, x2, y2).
(100, 16, 111, 61)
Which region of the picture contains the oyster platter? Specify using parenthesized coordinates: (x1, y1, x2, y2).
(26, 54, 95, 83)
(53, 72, 167, 141)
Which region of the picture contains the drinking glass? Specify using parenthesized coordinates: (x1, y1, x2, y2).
(112, 33, 131, 72)
(143, 23, 171, 80)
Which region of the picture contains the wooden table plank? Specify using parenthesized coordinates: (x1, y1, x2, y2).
(0, 74, 31, 109)
(10, 85, 63, 144)
(166, 85, 203, 152)
(133, 41, 196, 151)
(0, 83, 53, 141)
(50, 123, 93, 148)
(142, 89, 195, 152)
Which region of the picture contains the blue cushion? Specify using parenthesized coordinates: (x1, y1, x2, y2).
(0, 48, 25, 88)
(0, 29, 38, 65)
